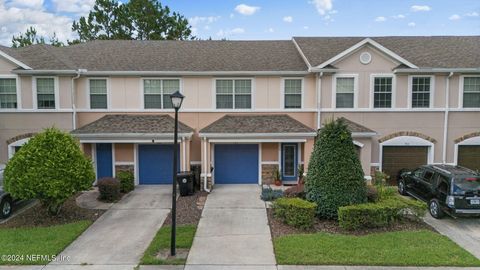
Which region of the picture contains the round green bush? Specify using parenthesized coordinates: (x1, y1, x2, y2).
(305, 118, 367, 219)
(3, 128, 95, 215)
(98, 177, 121, 202)
(117, 170, 135, 193)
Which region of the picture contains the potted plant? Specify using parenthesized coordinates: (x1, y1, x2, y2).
(272, 168, 282, 186)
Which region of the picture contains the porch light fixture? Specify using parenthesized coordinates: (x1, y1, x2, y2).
(170, 90, 184, 256)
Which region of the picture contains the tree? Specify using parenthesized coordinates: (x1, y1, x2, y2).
(305, 118, 367, 219)
(72, 0, 193, 43)
(12, 26, 64, 48)
(3, 128, 95, 215)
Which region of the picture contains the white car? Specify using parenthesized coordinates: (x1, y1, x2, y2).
(0, 164, 13, 219)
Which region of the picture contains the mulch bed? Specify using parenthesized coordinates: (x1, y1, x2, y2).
(267, 208, 434, 238)
(0, 194, 105, 228)
(163, 191, 208, 226)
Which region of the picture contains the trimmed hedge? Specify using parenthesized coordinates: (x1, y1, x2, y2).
(273, 197, 317, 229)
(98, 177, 121, 202)
(117, 170, 135, 193)
(338, 196, 427, 230)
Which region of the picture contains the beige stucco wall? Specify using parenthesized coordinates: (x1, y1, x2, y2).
(115, 143, 134, 162)
(262, 143, 278, 161)
(183, 77, 213, 109)
(0, 57, 17, 73)
(110, 77, 142, 109)
(58, 76, 72, 109)
(20, 76, 33, 109)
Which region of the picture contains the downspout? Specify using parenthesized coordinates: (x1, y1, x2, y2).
(202, 137, 211, 192)
(442, 72, 454, 164)
(316, 72, 324, 129)
(71, 69, 83, 129)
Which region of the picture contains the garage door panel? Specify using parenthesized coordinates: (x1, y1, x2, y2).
(214, 144, 259, 184)
(458, 145, 480, 171)
(139, 144, 179, 185)
(382, 146, 428, 185)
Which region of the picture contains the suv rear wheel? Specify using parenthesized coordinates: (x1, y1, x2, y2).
(398, 179, 407, 195)
(429, 199, 445, 219)
(0, 196, 13, 219)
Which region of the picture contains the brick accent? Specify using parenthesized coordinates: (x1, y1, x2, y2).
(370, 166, 380, 178)
(115, 165, 134, 174)
(6, 133, 37, 145)
(454, 131, 480, 144)
(262, 164, 279, 185)
(378, 131, 436, 143)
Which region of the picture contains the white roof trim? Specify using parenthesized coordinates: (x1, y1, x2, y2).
(312, 38, 418, 70)
(72, 132, 193, 139)
(13, 70, 310, 76)
(0, 49, 32, 70)
(292, 38, 312, 69)
(199, 132, 317, 139)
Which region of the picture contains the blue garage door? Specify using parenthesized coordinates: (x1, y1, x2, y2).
(214, 144, 259, 184)
(139, 144, 179, 184)
(96, 143, 112, 179)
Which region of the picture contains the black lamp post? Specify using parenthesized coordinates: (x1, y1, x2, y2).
(170, 90, 184, 256)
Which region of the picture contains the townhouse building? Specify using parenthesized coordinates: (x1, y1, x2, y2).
(0, 36, 479, 189)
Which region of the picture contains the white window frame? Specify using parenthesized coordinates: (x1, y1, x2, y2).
(212, 78, 254, 110)
(0, 74, 21, 110)
(408, 75, 435, 109)
(459, 75, 480, 109)
(140, 78, 183, 110)
(332, 74, 358, 109)
(281, 77, 304, 109)
(86, 77, 111, 110)
(8, 137, 30, 159)
(370, 74, 396, 109)
(32, 76, 59, 110)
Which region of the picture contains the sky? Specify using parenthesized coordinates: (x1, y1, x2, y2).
(0, 0, 479, 46)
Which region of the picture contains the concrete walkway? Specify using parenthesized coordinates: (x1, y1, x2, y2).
(424, 215, 480, 259)
(46, 185, 172, 268)
(185, 184, 276, 270)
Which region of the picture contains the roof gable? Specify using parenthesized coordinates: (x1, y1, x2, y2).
(0, 46, 32, 70)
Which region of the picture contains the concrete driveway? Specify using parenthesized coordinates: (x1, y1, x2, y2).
(185, 184, 276, 270)
(424, 215, 480, 259)
(47, 185, 172, 268)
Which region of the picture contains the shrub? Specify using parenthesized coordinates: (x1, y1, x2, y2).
(366, 185, 379, 202)
(338, 195, 427, 230)
(305, 118, 367, 219)
(98, 177, 121, 202)
(284, 184, 305, 199)
(117, 170, 134, 193)
(261, 187, 283, 201)
(273, 197, 317, 229)
(4, 128, 95, 215)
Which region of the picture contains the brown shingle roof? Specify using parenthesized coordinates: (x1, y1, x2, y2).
(199, 115, 316, 134)
(71, 114, 194, 135)
(338, 117, 376, 133)
(294, 36, 480, 68)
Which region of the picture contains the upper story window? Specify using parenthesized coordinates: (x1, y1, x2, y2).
(0, 78, 17, 109)
(373, 77, 392, 108)
(89, 79, 107, 109)
(36, 78, 55, 109)
(143, 79, 180, 109)
(284, 79, 302, 109)
(335, 77, 355, 108)
(411, 76, 431, 108)
(463, 77, 480, 108)
(216, 79, 251, 109)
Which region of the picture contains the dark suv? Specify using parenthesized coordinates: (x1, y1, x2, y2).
(398, 164, 480, 219)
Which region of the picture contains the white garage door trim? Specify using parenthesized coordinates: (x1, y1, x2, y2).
(379, 136, 434, 171)
(454, 136, 480, 166)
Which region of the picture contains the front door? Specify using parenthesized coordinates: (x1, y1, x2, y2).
(282, 143, 297, 181)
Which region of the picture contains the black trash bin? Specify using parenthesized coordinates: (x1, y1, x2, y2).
(177, 171, 194, 196)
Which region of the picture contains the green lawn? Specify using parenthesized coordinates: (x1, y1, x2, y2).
(274, 230, 480, 266)
(0, 221, 92, 265)
(141, 225, 197, 265)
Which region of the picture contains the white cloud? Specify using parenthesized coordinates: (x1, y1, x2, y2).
(216, 27, 245, 37)
(234, 4, 260, 16)
(375, 16, 386, 22)
(51, 0, 94, 15)
(465, 11, 479, 17)
(7, 0, 44, 9)
(229, 13, 235, 19)
(408, 22, 416, 27)
(449, 14, 461, 20)
(309, 0, 333, 15)
(411, 5, 431, 12)
(189, 16, 220, 36)
(303, 26, 309, 30)
(283, 16, 293, 23)
(266, 27, 274, 33)
(392, 14, 405, 19)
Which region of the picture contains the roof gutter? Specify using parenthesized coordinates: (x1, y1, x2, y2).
(198, 132, 317, 138)
(394, 68, 480, 74)
(12, 70, 310, 76)
(308, 68, 338, 73)
(72, 132, 193, 139)
(351, 132, 377, 138)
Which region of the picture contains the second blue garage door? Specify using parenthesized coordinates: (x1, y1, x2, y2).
(214, 144, 259, 184)
(138, 144, 179, 185)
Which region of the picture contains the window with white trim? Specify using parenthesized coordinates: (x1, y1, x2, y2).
(0, 78, 17, 109)
(335, 77, 355, 108)
(89, 79, 107, 109)
(143, 79, 180, 109)
(411, 77, 431, 108)
(216, 79, 251, 109)
(284, 79, 302, 109)
(373, 77, 392, 108)
(463, 77, 480, 108)
(36, 78, 55, 109)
